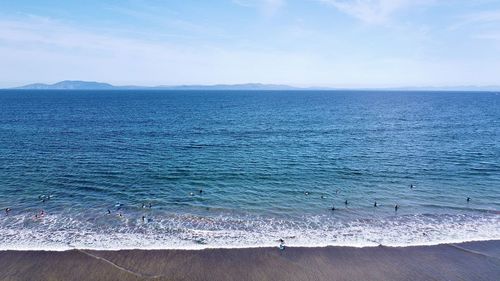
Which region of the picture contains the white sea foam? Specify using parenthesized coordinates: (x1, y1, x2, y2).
(0, 212, 498, 251)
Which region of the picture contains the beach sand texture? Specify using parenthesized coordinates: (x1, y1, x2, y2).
(1, 240, 499, 281)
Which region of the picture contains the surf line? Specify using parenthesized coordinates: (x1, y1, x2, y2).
(76, 249, 165, 279)
(447, 243, 500, 261)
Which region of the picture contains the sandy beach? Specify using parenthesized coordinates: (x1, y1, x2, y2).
(1, 240, 499, 281)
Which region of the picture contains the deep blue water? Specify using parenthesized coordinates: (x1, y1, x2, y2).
(0, 90, 499, 249)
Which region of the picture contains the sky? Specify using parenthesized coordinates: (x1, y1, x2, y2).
(0, 0, 500, 88)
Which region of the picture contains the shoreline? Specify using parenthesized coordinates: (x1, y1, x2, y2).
(1, 240, 499, 281)
(1, 237, 500, 252)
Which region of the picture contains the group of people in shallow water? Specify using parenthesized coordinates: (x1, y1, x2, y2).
(305, 184, 472, 213)
(2, 185, 474, 219)
(327, 198, 400, 212)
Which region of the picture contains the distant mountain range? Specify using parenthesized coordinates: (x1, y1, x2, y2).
(17, 81, 116, 90)
(14, 81, 300, 90)
(10, 80, 500, 91)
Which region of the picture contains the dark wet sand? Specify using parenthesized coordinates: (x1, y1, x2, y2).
(1, 240, 499, 281)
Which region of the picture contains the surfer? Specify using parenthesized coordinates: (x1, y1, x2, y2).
(467, 197, 471, 202)
(142, 216, 145, 222)
(395, 205, 399, 212)
(374, 201, 377, 207)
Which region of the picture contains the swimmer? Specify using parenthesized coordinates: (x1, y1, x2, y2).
(279, 240, 285, 251)
(304, 191, 310, 196)
(374, 201, 377, 207)
(331, 206, 336, 211)
(345, 200, 348, 205)
(321, 195, 326, 199)
(199, 189, 203, 194)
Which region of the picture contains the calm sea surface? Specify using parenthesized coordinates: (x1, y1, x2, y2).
(0, 90, 498, 249)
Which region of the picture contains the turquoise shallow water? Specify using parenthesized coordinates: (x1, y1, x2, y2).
(0, 90, 498, 249)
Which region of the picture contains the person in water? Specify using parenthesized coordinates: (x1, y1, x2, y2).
(199, 189, 203, 194)
(35, 210, 45, 219)
(279, 239, 285, 251)
(331, 205, 336, 211)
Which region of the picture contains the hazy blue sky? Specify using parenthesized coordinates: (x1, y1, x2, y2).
(1, 0, 499, 87)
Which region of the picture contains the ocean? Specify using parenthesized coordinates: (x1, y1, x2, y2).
(0, 90, 498, 250)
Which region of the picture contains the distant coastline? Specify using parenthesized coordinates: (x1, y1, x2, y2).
(12, 80, 300, 91)
(7, 80, 500, 91)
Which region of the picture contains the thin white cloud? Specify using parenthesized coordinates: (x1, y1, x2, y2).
(450, 10, 500, 46)
(451, 9, 500, 30)
(462, 9, 500, 23)
(320, 0, 418, 24)
(232, 0, 285, 16)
